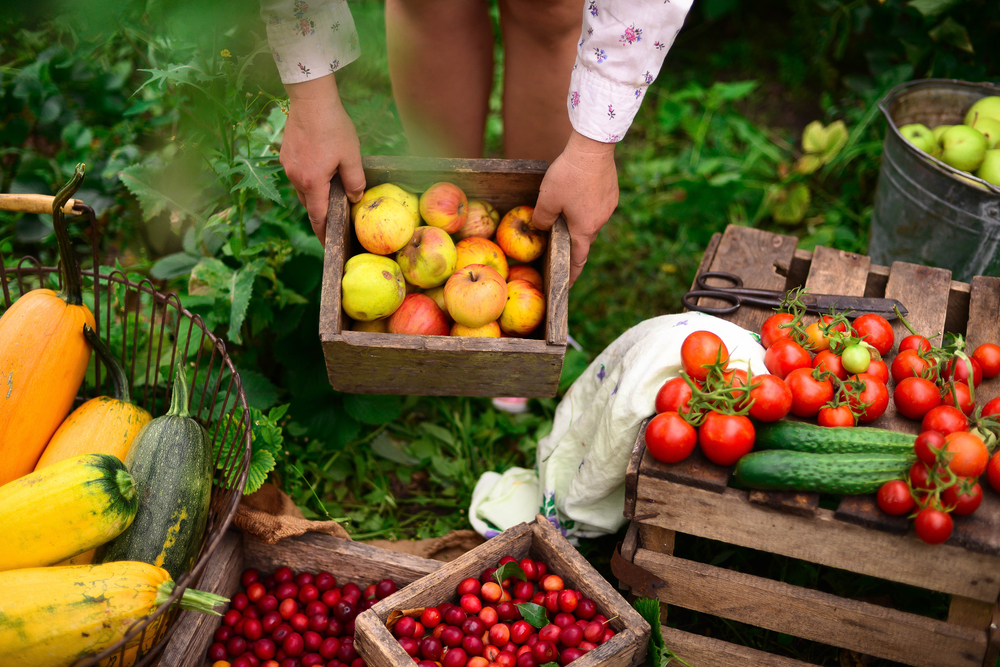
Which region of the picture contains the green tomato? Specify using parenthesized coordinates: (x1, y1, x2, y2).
(841, 344, 871, 375)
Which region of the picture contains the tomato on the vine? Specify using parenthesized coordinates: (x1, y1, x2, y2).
(698, 411, 755, 466)
(943, 431, 989, 478)
(945, 357, 983, 388)
(681, 331, 729, 381)
(983, 396, 1000, 419)
(876, 479, 914, 516)
(654, 377, 693, 415)
(972, 343, 1000, 379)
(644, 412, 698, 464)
(817, 405, 855, 427)
(760, 313, 795, 349)
(893, 377, 941, 421)
(890, 349, 936, 384)
(914, 508, 953, 545)
(909, 462, 935, 491)
(988, 451, 1000, 494)
(746, 374, 792, 422)
(920, 405, 969, 436)
(764, 338, 811, 380)
(846, 373, 889, 423)
(785, 368, 833, 418)
(941, 482, 983, 516)
(941, 381, 974, 416)
(866, 359, 889, 385)
(812, 350, 847, 380)
(899, 334, 931, 354)
(852, 313, 894, 357)
(803, 321, 831, 352)
(914, 431, 946, 467)
(840, 344, 870, 375)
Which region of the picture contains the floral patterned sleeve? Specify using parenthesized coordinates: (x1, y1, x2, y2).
(569, 0, 694, 143)
(260, 0, 360, 83)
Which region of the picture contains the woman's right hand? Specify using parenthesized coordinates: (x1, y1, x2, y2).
(280, 75, 367, 244)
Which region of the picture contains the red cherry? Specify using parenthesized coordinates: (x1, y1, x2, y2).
(462, 635, 485, 657)
(273, 567, 294, 584)
(314, 572, 336, 592)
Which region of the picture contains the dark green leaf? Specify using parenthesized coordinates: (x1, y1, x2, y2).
(237, 368, 280, 411)
(150, 252, 200, 280)
(244, 447, 276, 494)
(343, 393, 403, 425)
(495, 561, 528, 584)
(223, 157, 283, 203)
(515, 602, 548, 629)
(908, 0, 964, 18)
(371, 431, 422, 466)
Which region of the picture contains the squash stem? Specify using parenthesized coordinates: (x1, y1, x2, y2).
(167, 360, 191, 418)
(83, 325, 132, 403)
(154, 581, 228, 615)
(53, 164, 86, 307)
(115, 467, 137, 502)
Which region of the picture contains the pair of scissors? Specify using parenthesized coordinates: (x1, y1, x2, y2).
(682, 272, 908, 320)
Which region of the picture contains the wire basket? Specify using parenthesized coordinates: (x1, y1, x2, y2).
(0, 199, 252, 667)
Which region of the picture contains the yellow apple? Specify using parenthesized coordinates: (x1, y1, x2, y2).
(341, 253, 406, 321)
(424, 285, 449, 317)
(396, 226, 458, 288)
(355, 196, 414, 255)
(444, 264, 508, 328)
(352, 317, 389, 333)
(387, 293, 451, 335)
(495, 206, 547, 262)
(499, 279, 545, 337)
(451, 321, 501, 337)
(351, 183, 421, 230)
(454, 200, 500, 240)
(455, 237, 509, 280)
(507, 264, 543, 291)
(419, 182, 468, 233)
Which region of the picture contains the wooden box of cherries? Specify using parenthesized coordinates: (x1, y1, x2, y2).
(354, 515, 650, 667)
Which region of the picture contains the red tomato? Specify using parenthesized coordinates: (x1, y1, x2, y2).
(988, 451, 1000, 494)
(899, 334, 931, 354)
(914, 508, 953, 545)
(746, 374, 792, 422)
(941, 482, 983, 516)
(889, 349, 935, 384)
(760, 313, 795, 349)
(909, 461, 935, 491)
(876, 479, 914, 516)
(681, 331, 729, 381)
(654, 377, 693, 415)
(893, 377, 941, 421)
(644, 412, 697, 464)
(972, 343, 1000, 379)
(943, 432, 989, 478)
(852, 314, 894, 357)
(812, 350, 847, 380)
(866, 359, 889, 385)
(698, 411, 755, 466)
(983, 397, 1000, 419)
(817, 405, 856, 427)
(846, 373, 889, 423)
(785, 368, 834, 418)
(920, 405, 969, 436)
(945, 357, 983, 388)
(914, 431, 946, 466)
(941, 381, 974, 416)
(764, 338, 812, 380)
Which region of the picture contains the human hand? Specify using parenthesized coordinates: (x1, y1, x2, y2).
(280, 75, 366, 243)
(531, 131, 618, 286)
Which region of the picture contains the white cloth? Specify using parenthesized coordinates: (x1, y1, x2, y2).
(259, 0, 693, 142)
(469, 312, 768, 540)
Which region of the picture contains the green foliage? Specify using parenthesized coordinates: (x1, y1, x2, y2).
(215, 404, 288, 495)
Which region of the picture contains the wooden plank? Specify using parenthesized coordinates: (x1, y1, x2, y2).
(638, 522, 675, 555)
(634, 548, 987, 667)
(965, 276, 1000, 407)
(624, 419, 649, 520)
(948, 596, 995, 629)
(158, 530, 243, 667)
(633, 475, 1000, 601)
(835, 494, 910, 534)
(804, 246, 871, 298)
(983, 599, 1000, 667)
(660, 624, 819, 667)
(944, 280, 972, 338)
(748, 490, 819, 516)
(638, 446, 730, 494)
(783, 248, 815, 290)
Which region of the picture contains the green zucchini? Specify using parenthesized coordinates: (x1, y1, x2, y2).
(96, 366, 213, 581)
(754, 420, 915, 455)
(733, 450, 915, 495)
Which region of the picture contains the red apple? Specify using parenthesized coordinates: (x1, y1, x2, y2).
(455, 200, 500, 240)
(419, 182, 468, 233)
(455, 237, 509, 280)
(387, 293, 450, 335)
(498, 279, 545, 337)
(496, 206, 547, 262)
(444, 264, 508, 328)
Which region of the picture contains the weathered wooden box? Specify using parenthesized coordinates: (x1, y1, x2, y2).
(319, 156, 570, 398)
(355, 515, 650, 667)
(157, 529, 441, 666)
(614, 225, 1000, 667)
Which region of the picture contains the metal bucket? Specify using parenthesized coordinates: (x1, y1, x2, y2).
(869, 79, 1000, 282)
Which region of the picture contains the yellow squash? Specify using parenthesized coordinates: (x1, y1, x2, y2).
(0, 561, 228, 667)
(0, 165, 94, 485)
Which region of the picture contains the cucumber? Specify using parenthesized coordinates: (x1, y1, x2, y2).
(733, 450, 915, 495)
(754, 420, 915, 455)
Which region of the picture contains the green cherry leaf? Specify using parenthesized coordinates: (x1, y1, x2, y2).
(515, 602, 548, 629)
(540, 663, 560, 667)
(494, 561, 528, 585)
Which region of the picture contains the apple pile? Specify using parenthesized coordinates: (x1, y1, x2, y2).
(341, 182, 548, 338)
(898, 95, 1000, 185)
(388, 556, 614, 667)
(206, 567, 399, 667)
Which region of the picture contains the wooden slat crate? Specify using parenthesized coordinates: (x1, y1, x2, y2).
(319, 156, 571, 398)
(157, 529, 441, 666)
(355, 515, 650, 667)
(616, 225, 1000, 667)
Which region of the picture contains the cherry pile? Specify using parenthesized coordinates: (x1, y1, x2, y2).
(391, 556, 614, 667)
(207, 567, 400, 667)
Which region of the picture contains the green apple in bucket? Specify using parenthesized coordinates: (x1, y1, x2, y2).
(939, 125, 988, 172)
(964, 96, 1000, 126)
(899, 123, 938, 154)
(976, 149, 1000, 186)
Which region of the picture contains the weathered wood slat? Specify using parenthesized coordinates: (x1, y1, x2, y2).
(635, 549, 987, 667)
(804, 246, 871, 300)
(639, 445, 730, 494)
(965, 276, 1000, 407)
(948, 596, 996, 629)
(633, 476, 1000, 601)
(624, 418, 650, 520)
(659, 624, 819, 667)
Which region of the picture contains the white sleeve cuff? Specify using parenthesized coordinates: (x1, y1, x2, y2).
(264, 0, 360, 84)
(567, 64, 646, 143)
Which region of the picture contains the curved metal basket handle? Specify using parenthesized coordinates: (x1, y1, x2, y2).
(0, 193, 84, 215)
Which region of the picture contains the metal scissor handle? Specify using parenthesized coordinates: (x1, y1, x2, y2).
(683, 272, 785, 315)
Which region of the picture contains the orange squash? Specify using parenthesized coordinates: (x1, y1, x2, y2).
(0, 165, 95, 485)
(35, 326, 152, 470)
